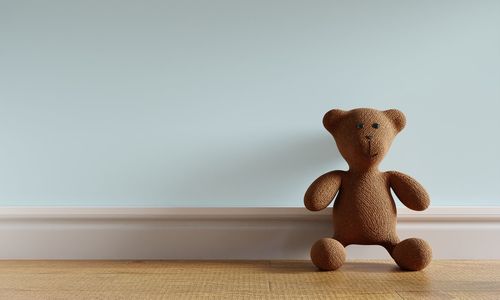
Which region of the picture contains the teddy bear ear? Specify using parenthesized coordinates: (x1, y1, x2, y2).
(323, 109, 346, 132)
(384, 109, 406, 132)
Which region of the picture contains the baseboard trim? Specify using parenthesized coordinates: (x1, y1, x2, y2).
(0, 206, 499, 259)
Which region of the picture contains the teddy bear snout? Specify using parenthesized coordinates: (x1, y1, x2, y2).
(365, 135, 373, 140)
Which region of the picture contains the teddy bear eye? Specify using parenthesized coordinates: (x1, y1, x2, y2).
(372, 123, 380, 129)
(356, 123, 364, 129)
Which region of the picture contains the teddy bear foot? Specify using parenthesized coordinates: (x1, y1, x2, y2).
(310, 238, 346, 271)
(391, 238, 432, 271)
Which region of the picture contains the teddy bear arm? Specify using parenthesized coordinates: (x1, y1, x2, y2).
(388, 171, 430, 211)
(304, 171, 343, 211)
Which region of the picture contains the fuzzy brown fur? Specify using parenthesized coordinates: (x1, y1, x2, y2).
(304, 108, 432, 271)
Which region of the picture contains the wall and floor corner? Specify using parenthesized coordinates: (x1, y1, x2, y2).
(1, 1, 499, 259)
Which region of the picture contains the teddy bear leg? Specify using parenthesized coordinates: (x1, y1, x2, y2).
(310, 237, 346, 271)
(390, 238, 432, 271)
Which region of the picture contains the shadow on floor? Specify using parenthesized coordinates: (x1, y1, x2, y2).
(264, 261, 403, 274)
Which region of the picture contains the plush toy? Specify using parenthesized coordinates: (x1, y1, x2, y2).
(304, 108, 431, 271)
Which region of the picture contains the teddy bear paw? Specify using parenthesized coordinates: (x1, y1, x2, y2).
(392, 238, 432, 271)
(310, 238, 346, 271)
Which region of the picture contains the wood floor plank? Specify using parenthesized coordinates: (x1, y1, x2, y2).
(0, 260, 498, 299)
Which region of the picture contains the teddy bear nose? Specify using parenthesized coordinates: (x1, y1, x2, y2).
(365, 135, 373, 140)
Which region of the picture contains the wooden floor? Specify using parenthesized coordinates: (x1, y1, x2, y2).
(0, 260, 499, 299)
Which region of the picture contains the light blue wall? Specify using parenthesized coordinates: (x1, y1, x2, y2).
(1, 0, 499, 207)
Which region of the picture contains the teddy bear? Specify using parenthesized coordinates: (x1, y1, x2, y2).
(304, 108, 432, 271)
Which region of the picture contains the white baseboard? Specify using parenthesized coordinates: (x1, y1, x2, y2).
(0, 206, 499, 260)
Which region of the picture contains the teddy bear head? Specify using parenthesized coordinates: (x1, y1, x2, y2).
(323, 108, 406, 170)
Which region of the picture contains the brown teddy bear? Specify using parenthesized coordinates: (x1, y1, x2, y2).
(304, 108, 432, 271)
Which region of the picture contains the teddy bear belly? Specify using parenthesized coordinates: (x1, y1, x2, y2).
(332, 196, 399, 246)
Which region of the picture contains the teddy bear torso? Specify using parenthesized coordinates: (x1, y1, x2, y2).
(332, 170, 399, 247)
